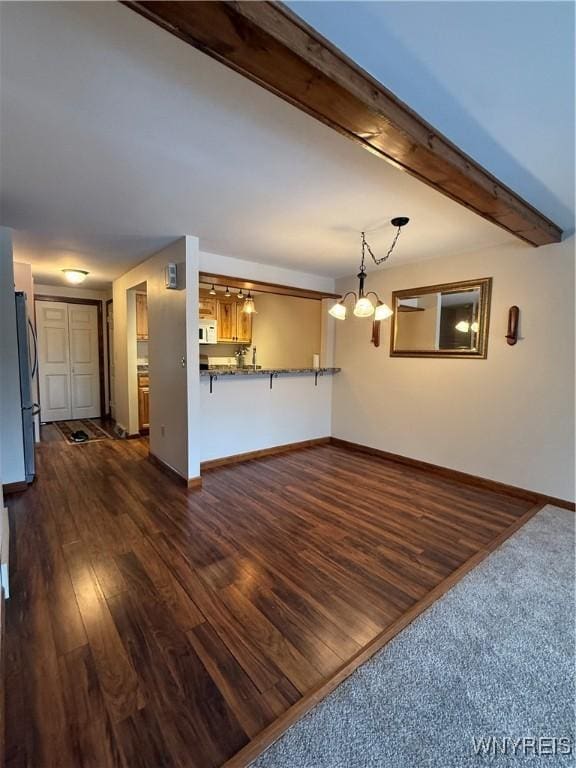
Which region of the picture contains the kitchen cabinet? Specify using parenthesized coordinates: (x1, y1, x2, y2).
(216, 299, 235, 342)
(199, 296, 217, 320)
(216, 297, 252, 343)
(138, 373, 149, 432)
(136, 293, 148, 340)
(235, 305, 252, 343)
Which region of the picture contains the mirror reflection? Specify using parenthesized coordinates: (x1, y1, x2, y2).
(391, 278, 492, 358)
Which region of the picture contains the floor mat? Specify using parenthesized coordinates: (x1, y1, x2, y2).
(54, 418, 113, 444)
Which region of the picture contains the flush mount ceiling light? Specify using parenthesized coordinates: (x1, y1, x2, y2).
(242, 291, 257, 314)
(328, 217, 409, 321)
(62, 269, 89, 285)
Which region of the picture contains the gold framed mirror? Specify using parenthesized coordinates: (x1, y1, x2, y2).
(390, 277, 492, 358)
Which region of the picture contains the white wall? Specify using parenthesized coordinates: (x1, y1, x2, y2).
(113, 237, 200, 480)
(332, 237, 575, 502)
(0, 228, 25, 486)
(200, 374, 332, 462)
(199, 250, 335, 293)
(33, 283, 112, 415)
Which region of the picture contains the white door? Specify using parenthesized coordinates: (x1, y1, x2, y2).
(68, 305, 100, 419)
(37, 302, 72, 421)
(36, 301, 101, 421)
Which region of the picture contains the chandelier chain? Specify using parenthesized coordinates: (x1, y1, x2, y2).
(361, 224, 403, 270)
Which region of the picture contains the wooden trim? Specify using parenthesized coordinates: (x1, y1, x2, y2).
(125, 1, 562, 247)
(1, 481, 28, 495)
(390, 277, 492, 359)
(200, 437, 331, 471)
(105, 298, 113, 417)
(34, 295, 106, 420)
(331, 437, 576, 511)
(223, 499, 545, 767)
(148, 451, 202, 490)
(199, 273, 340, 301)
(537, 494, 576, 512)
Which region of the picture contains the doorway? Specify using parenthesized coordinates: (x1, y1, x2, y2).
(35, 296, 104, 421)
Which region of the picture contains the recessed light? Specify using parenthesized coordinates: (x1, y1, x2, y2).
(62, 269, 89, 285)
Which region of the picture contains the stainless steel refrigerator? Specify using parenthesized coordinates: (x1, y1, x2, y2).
(15, 291, 39, 483)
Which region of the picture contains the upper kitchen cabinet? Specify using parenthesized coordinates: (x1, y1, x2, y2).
(135, 293, 148, 340)
(216, 297, 252, 343)
(236, 305, 252, 343)
(216, 298, 235, 342)
(199, 296, 217, 320)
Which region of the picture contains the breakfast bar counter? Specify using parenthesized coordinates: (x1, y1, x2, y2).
(200, 366, 340, 377)
(199, 366, 337, 462)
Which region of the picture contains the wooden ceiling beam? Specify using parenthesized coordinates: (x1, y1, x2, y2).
(124, 1, 562, 247)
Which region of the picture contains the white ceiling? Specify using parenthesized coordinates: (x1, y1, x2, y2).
(0, 2, 542, 289)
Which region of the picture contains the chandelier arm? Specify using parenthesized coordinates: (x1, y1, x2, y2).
(338, 290, 358, 304)
(365, 291, 382, 303)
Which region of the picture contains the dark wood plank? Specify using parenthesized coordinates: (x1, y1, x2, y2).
(124, 1, 562, 247)
(5, 438, 538, 768)
(63, 542, 143, 724)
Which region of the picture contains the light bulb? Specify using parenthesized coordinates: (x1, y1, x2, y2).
(353, 296, 374, 317)
(62, 269, 89, 285)
(374, 302, 393, 321)
(455, 320, 470, 333)
(243, 295, 256, 314)
(328, 302, 347, 320)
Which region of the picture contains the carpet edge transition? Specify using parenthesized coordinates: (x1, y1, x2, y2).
(223, 501, 545, 768)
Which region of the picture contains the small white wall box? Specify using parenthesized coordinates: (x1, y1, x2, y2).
(165, 262, 177, 289)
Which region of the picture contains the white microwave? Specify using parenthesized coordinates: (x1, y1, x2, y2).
(199, 320, 217, 344)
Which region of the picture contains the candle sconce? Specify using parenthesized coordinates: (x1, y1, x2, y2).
(506, 306, 520, 345)
(371, 319, 381, 347)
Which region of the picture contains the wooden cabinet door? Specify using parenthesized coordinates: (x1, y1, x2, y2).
(135, 293, 148, 340)
(216, 299, 236, 342)
(138, 385, 149, 431)
(236, 305, 252, 343)
(199, 296, 217, 320)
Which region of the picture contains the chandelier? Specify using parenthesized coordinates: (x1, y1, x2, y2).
(329, 217, 409, 321)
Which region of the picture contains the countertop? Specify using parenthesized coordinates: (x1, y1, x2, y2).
(200, 367, 341, 377)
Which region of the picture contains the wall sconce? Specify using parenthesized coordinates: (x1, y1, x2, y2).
(506, 306, 520, 345)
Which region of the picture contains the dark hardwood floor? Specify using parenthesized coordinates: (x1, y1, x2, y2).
(4, 429, 538, 768)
